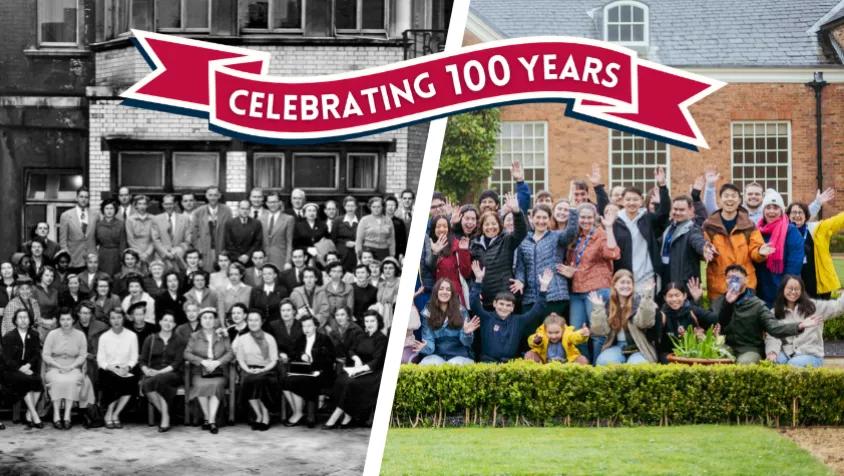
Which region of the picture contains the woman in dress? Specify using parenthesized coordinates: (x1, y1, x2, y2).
(209, 252, 232, 296)
(183, 271, 219, 321)
(155, 270, 186, 326)
(323, 309, 387, 429)
(355, 197, 395, 261)
(218, 262, 252, 323)
(269, 299, 303, 363)
(1, 278, 41, 337)
(95, 199, 127, 277)
(281, 315, 335, 428)
(325, 306, 364, 362)
(121, 274, 156, 326)
(97, 307, 139, 429)
(42, 308, 89, 429)
(233, 310, 279, 431)
(376, 257, 401, 331)
(2, 309, 43, 428)
(225, 302, 249, 342)
(293, 203, 328, 263)
(32, 265, 59, 340)
(334, 196, 359, 273)
(183, 308, 233, 434)
(140, 312, 186, 432)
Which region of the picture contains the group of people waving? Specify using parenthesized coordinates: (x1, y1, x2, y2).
(405, 161, 844, 369)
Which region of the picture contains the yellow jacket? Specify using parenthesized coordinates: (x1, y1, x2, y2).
(808, 211, 844, 295)
(527, 324, 588, 364)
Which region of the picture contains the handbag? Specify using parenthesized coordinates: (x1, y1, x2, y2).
(83, 403, 105, 428)
(201, 364, 225, 378)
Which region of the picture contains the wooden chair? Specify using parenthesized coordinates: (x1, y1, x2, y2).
(144, 369, 188, 426)
(183, 362, 236, 425)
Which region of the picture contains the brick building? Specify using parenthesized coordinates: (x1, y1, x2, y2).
(0, 0, 452, 260)
(466, 0, 844, 213)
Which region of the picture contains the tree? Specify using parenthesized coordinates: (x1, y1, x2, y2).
(436, 108, 500, 202)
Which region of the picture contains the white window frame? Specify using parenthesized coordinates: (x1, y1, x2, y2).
(118, 151, 166, 189)
(730, 121, 792, 202)
(603, 0, 649, 47)
(37, 0, 82, 47)
(172, 151, 220, 189)
(241, 0, 306, 34)
(347, 152, 379, 192)
(335, 0, 388, 34)
(607, 129, 671, 193)
(157, 0, 212, 33)
(252, 152, 287, 190)
(291, 152, 340, 191)
(489, 121, 549, 198)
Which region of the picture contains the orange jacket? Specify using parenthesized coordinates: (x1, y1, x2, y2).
(702, 210, 766, 298)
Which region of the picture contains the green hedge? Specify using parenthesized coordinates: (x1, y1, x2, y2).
(393, 362, 844, 428)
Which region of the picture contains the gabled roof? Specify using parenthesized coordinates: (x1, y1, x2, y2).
(469, 0, 844, 67)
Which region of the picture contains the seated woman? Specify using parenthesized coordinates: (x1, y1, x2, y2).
(96, 307, 139, 429)
(269, 299, 303, 362)
(323, 309, 387, 429)
(42, 307, 91, 429)
(140, 312, 186, 432)
(233, 310, 279, 431)
(415, 278, 478, 365)
(525, 313, 590, 365)
(127, 301, 156, 349)
(325, 306, 364, 364)
(183, 307, 233, 434)
(225, 302, 249, 342)
(654, 279, 718, 363)
(282, 315, 335, 428)
(589, 269, 658, 365)
(2, 309, 43, 428)
(766, 275, 844, 368)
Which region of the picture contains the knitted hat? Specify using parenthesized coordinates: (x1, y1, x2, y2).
(761, 188, 785, 211)
(478, 189, 500, 206)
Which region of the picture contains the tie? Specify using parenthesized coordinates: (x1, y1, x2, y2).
(662, 223, 677, 262)
(167, 214, 174, 241)
(80, 209, 88, 235)
(253, 210, 259, 219)
(269, 213, 276, 234)
(122, 208, 127, 222)
(209, 219, 216, 250)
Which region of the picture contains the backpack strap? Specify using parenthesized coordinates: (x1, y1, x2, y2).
(689, 309, 700, 328)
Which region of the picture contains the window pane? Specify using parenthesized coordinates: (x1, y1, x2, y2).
(608, 25, 619, 41)
(348, 153, 378, 189)
(621, 5, 631, 22)
(292, 154, 338, 189)
(244, 0, 270, 28)
(158, 0, 180, 28)
(274, 0, 302, 28)
(24, 205, 48, 243)
(362, 0, 385, 29)
(632, 24, 644, 41)
(633, 6, 644, 21)
(184, 0, 209, 28)
(38, 0, 77, 43)
(253, 153, 284, 189)
(120, 152, 164, 188)
(173, 152, 218, 188)
(335, 0, 357, 29)
(608, 6, 618, 22)
(620, 25, 631, 42)
(132, 0, 153, 30)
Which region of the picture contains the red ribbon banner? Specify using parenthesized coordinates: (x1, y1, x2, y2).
(123, 30, 724, 150)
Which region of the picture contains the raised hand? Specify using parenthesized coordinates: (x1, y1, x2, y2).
(471, 260, 485, 282)
(602, 205, 619, 227)
(538, 268, 553, 292)
(508, 279, 524, 294)
(817, 187, 836, 205)
(686, 277, 704, 302)
(442, 197, 454, 219)
(579, 324, 591, 338)
(587, 291, 604, 306)
(586, 163, 602, 186)
(503, 192, 519, 214)
(430, 234, 448, 254)
(451, 207, 462, 225)
(704, 167, 721, 186)
(463, 316, 481, 334)
(759, 243, 776, 257)
(692, 175, 705, 192)
(655, 166, 666, 186)
(511, 160, 524, 182)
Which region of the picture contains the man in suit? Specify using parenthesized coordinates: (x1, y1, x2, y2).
(59, 187, 98, 272)
(248, 188, 268, 221)
(116, 186, 134, 222)
(180, 193, 197, 222)
(77, 253, 109, 297)
(191, 186, 233, 273)
(323, 200, 338, 235)
(261, 192, 294, 270)
(279, 248, 308, 290)
(288, 188, 306, 220)
(244, 249, 267, 288)
(224, 200, 264, 267)
(21, 222, 60, 261)
(152, 194, 192, 272)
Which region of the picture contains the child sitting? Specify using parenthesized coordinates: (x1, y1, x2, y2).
(525, 313, 590, 365)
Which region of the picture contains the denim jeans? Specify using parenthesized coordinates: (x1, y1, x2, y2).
(776, 352, 823, 368)
(419, 355, 475, 366)
(595, 341, 648, 366)
(569, 288, 610, 364)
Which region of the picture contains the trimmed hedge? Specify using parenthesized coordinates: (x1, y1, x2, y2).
(825, 316, 844, 340)
(393, 361, 844, 428)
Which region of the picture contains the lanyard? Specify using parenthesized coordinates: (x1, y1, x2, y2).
(574, 228, 595, 267)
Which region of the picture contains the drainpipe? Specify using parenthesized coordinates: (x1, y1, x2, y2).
(805, 71, 827, 218)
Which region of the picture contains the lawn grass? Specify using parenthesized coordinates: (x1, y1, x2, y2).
(834, 256, 844, 284)
(381, 425, 832, 476)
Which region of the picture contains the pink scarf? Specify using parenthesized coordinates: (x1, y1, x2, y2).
(756, 215, 789, 274)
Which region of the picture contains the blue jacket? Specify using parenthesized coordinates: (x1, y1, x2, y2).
(755, 223, 805, 307)
(515, 180, 531, 216)
(515, 209, 579, 304)
(469, 283, 546, 362)
(419, 307, 473, 359)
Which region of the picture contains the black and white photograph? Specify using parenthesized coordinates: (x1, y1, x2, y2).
(0, 0, 453, 474)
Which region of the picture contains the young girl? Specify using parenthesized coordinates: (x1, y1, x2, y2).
(427, 215, 472, 306)
(415, 278, 479, 365)
(589, 269, 657, 365)
(525, 313, 589, 364)
(654, 278, 718, 363)
(766, 275, 844, 367)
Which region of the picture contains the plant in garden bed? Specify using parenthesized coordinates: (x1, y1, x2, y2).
(669, 324, 735, 362)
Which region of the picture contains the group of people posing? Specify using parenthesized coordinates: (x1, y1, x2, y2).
(406, 161, 844, 370)
(0, 184, 412, 431)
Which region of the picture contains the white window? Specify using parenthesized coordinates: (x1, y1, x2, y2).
(253, 153, 286, 190)
(608, 130, 670, 194)
(347, 153, 378, 191)
(119, 151, 166, 189)
(603, 1, 648, 46)
(335, 0, 387, 33)
(242, 0, 304, 32)
(173, 152, 219, 189)
(731, 122, 791, 203)
(490, 122, 547, 198)
(291, 152, 340, 190)
(37, 0, 80, 47)
(158, 0, 211, 31)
